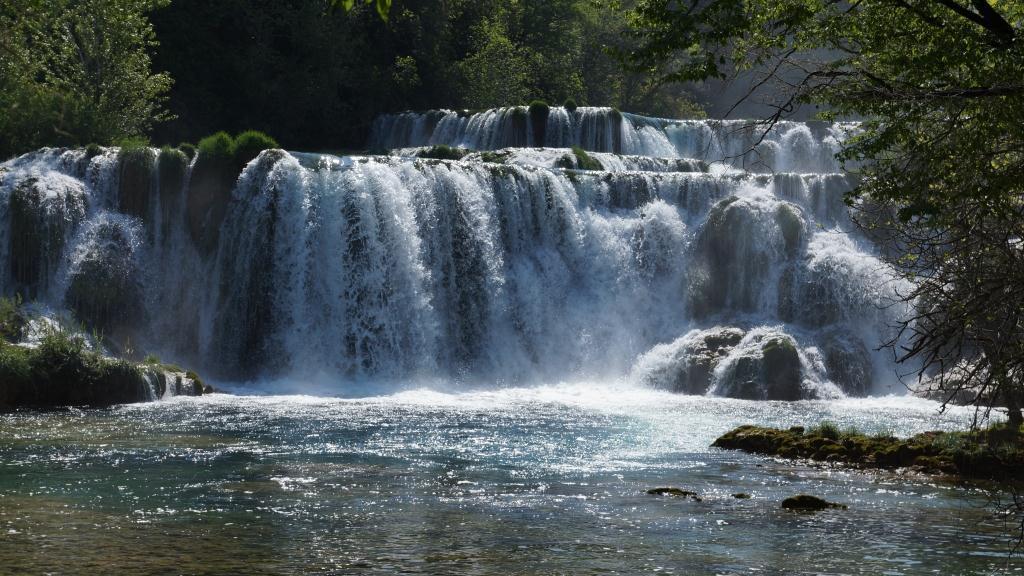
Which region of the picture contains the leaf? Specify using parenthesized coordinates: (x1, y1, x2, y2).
(374, 0, 391, 21)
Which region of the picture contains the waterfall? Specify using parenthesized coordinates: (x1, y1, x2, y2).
(0, 108, 907, 398)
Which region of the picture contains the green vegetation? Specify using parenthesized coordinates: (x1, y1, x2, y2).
(563, 98, 578, 112)
(714, 424, 1024, 480)
(558, 146, 603, 171)
(0, 296, 204, 407)
(197, 132, 236, 165)
(118, 141, 155, 219)
(417, 145, 469, 161)
(232, 130, 280, 168)
(0, 0, 172, 159)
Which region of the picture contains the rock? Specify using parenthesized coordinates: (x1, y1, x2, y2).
(633, 327, 745, 394)
(774, 203, 805, 254)
(732, 493, 751, 499)
(781, 494, 847, 511)
(819, 329, 873, 396)
(713, 331, 804, 400)
(761, 336, 802, 401)
(647, 488, 702, 501)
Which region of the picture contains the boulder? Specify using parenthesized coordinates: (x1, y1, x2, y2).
(781, 494, 847, 511)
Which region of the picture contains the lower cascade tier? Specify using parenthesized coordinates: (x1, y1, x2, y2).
(0, 138, 905, 398)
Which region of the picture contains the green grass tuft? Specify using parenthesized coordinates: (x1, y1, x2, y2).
(232, 130, 280, 167)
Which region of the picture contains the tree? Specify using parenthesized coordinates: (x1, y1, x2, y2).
(625, 0, 1024, 425)
(0, 0, 173, 158)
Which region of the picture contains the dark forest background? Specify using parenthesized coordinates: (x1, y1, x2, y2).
(149, 0, 702, 151)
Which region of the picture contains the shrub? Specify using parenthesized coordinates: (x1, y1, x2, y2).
(572, 146, 602, 170)
(118, 141, 155, 218)
(564, 98, 578, 112)
(85, 143, 103, 158)
(197, 131, 235, 165)
(232, 130, 279, 167)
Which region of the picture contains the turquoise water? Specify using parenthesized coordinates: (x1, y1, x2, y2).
(1, 385, 1020, 575)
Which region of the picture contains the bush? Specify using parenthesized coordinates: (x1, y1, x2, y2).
(197, 131, 235, 165)
(85, 143, 103, 158)
(118, 141, 155, 218)
(232, 130, 279, 167)
(564, 98, 578, 112)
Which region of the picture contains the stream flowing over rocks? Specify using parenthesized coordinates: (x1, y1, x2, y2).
(1, 107, 906, 398)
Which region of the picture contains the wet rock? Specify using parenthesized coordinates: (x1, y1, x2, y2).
(819, 330, 873, 396)
(781, 495, 846, 511)
(732, 493, 751, 499)
(647, 488, 702, 501)
(634, 327, 746, 394)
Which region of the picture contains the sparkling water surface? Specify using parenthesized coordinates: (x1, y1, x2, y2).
(1, 384, 1020, 575)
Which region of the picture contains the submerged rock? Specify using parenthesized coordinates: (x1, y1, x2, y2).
(647, 488, 702, 501)
(781, 495, 846, 511)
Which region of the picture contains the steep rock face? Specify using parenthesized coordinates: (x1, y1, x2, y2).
(5, 174, 87, 296)
(64, 216, 145, 343)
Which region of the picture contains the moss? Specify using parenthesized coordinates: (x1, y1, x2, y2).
(572, 146, 602, 171)
(478, 151, 510, 164)
(189, 132, 238, 254)
(528, 100, 550, 146)
(232, 130, 279, 168)
(417, 145, 468, 161)
(563, 98, 578, 112)
(85, 143, 103, 158)
(713, 423, 1024, 480)
(781, 495, 846, 511)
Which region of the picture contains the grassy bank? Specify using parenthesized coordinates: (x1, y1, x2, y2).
(712, 422, 1024, 480)
(0, 297, 206, 408)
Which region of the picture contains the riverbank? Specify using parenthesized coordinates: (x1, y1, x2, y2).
(712, 422, 1024, 480)
(0, 297, 207, 408)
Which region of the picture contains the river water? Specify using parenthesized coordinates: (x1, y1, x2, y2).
(1, 385, 1018, 575)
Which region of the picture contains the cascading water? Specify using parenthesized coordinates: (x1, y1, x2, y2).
(0, 107, 907, 398)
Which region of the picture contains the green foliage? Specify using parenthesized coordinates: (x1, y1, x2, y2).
(563, 98, 578, 112)
(158, 146, 188, 173)
(197, 131, 235, 164)
(528, 100, 550, 117)
(810, 421, 840, 441)
(417, 145, 468, 161)
(232, 130, 279, 167)
(85, 143, 104, 158)
(0, 0, 172, 159)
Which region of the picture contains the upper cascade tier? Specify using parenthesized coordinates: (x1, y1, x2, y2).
(370, 107, 854, 174)
(0, 116, 901, 400)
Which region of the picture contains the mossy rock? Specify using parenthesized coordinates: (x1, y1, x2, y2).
(417, 145, 468, 161)
(761, 336, 802, 401)
(188, 133, 238, 254)
(158, 147, 189, 234)
(732, 493, 752, 499)
(85, 143, 103, 158)
(774, 203, 805, 254)
(118, 145, 155, 221)
(571, 146, 602, 171)
(178, 142, 197, 160)
(781, 495, 846, 511)
(7, 176, 87, 296)
(528, 100, 550, 146)
(563, 98, 578, 112)
(64, 222, 144, 341)
(647, 488, 701, 501)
